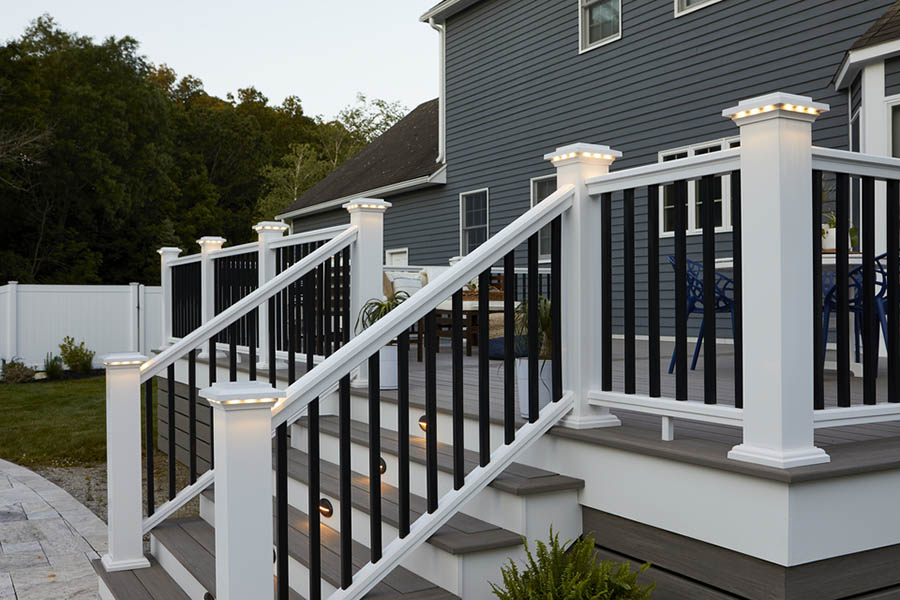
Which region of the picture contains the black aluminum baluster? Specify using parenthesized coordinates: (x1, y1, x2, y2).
(674, 180, 689, 401)
(862, 177, 876, 404)
(452, 290, 464, 489)
(188, 349, 197, 483)
(167, 364, 176, 500)
(624, 188, 636, 394)
(701, 175, 717, 405)
(145, 380, 155, 516)
(648, 185, 661, 398)
(888, 180, 900, 404)
(342, 247, 351, 346)
(317, 247, 325, 355)
(813, 171, 824, 410)
(836, 173, 851, 406)
(551, 216, 562, 401)
(368, 352, 382, 562)
(503, 251, 516, 443)
(276, 419, 289, 600)
(288, 279, 296, 384)
(732, 171, 743, 409)
(333, 251, 342, 349)
(397, 329, 410, 536)
(324, 253, 333, 356)
(425, 309, 438, 512)
(601, 192, 613, 391)
(248, 306, 257, 381)
(478, 269, 490, 465)
(268, 297, 276, 386)
(339, 374, 353, 588)
(527, 232, 539, 422)
(207, 338, 215, 469)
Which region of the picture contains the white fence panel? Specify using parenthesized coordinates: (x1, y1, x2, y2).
(0, 287, 8, 361)
(1, 284, 161, 368)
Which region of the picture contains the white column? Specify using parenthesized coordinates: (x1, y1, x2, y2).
(5, 281, 17, 361)
(101, 353, 151, 572)
(138, 284, 147, 355)
(345, 199, 391, 387)
(157, 248, 181, 345)
(546, 145, 622, 429)
(723, 92, 831, 468)
(197, 237, 226, 325)
(253, 221, 288, 367)
(201, 381, 284, 600)
(128, 282, 140, 352)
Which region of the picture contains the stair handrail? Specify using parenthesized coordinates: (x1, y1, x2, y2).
(270, 183, 575, 430)
(140, 225, 359, 383)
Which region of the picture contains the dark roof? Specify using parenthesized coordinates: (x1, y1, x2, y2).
(851, 0, 900, 51)
(280, 99, 441, 216)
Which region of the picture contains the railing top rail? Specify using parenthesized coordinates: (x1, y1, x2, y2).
(270, 184, 576, 430)
(586, 148, 740, 196)
(167, 254, 202, 267)
(209, 241, 258, 260)
(812, 147, 900, 181)
(269, 225, 348, 249)
(140, 226, 359, 382)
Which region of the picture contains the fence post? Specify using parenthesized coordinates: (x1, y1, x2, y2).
(546, 145, 623, 429)
(201, 381, 284, 600)
(345, 199, 390, 386)
(128, 282, 140, 352)
(723, 92, 831, 468)
(5, 281, 17, 361)
(101, 353, 150, 572)
(253, 222, 289, 367)
(157, 248, 182, 345)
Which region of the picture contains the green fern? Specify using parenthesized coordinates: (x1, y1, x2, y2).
(490, 529, 655, 600)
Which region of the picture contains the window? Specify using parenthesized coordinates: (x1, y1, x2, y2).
(580, 0, 621, 52)
(658, 138, 738, 236)
(892, 106, 900, 159)
(675, 0, 724, 17)
(460, 189, 489, 255)
(531, 176, 557, 261)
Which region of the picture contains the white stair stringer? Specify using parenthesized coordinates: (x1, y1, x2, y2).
(328, 392, 574, 600)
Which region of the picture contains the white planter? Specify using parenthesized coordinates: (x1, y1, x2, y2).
(379, 344, 398, 390)
(515, 358, 552, 420)
(822, 226, 836, 251)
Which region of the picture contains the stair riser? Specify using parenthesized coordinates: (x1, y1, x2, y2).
(291, 422, 582, 541)
(97, 579, 116, 600)
(150, 534, 212, 600)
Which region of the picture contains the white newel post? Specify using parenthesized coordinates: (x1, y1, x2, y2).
(5, 281, 17, 361)
(201, 381, 284, 600)
(253, 221, 289, 367)
(197, 237, 226, 327)
(158, 248, 181, 345)
(102, 353, 151, 572)
(724, 92, 831, 468)
(546, 144, 622, 429)
(345, 199, 391, 386)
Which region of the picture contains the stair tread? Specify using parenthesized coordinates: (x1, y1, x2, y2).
(91, 555, 191, 600)
(153, 515, 457, 599)
(302, 415, 584, 496)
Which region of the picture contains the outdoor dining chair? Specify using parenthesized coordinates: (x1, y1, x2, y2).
(667, 257, 736, 374)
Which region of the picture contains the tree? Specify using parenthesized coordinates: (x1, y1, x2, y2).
(316, 93, 407, 169)
(256, 143, 329, 220)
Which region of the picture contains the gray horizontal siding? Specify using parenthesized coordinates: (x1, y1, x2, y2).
(156, 376, 212, 474)
(290, 208, 349, 233)
(886, 56, 900, 97)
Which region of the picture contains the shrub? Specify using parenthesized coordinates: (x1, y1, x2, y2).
(44, 353, 64, 380)
(2, 359, 36, 384)
(490, 529, 655, 600)
(59, 336, 95, 374)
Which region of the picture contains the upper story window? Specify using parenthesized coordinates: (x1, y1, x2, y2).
(659, 138, 739, 237)
(531, 176, 557, 261)
(460, 189, 489, 255)
(580, 0, 621, 53)
(675, 0, 724, 17)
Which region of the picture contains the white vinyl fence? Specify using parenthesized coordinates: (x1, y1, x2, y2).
(0, 282, 162, 369)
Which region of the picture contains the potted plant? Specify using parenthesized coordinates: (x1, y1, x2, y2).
(514, 295, 552, 420)
(822, 210, 837, 251)
(356, 291, 409, 390)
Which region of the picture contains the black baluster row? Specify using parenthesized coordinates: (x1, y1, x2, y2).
(171, 261, 201, 337)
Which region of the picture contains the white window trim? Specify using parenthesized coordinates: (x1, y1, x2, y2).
(674, 0, 725, 18)
(578, 0, 622, 54)
(885, 95, 900, 157)
(657, 137, 738, 238)
(530, 175, 557, 263)
(459, 188, 490, 256)
(384, 248, 409, 266)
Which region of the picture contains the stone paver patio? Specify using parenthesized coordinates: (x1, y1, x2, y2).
(0, 459, 105, 600)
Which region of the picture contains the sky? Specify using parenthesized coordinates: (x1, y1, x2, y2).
(1, 1, 439, 120)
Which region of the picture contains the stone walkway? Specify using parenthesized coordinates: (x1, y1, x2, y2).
(0, 459, 105, 600)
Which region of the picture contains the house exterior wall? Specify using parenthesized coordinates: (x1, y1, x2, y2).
(886, 55, 900, 97)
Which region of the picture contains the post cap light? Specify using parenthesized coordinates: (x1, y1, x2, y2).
(196, 236, 227, 245)
(722, 92, 829, 123)
(200, 381, 286, 411)
(318, 498, 334, 518)
(157, 247, 182, 257)
(103, 352, 148, 368)
(418, 415, 429, 432)
(544, 143, 622, 166)
(343, 198, 392, 213)
(252, 221, 289, 232)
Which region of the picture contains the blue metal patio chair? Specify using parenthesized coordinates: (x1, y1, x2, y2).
(667, 257, 736, 374)
(822, 256, 889, 366)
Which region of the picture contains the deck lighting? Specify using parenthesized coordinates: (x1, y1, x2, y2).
(252, 222, 289, 232)
(318, 498, 334, 518)
(722, 94, 828, 122)
(379, 457, 387, 474)
(418, 415, 428, 432)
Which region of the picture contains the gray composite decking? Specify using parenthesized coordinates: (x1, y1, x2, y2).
(91, 555, 191, 600)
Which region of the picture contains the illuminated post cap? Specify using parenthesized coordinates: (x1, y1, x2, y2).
(197, 236, 227, 248)
(722, 92, 829, 123)
(252, 221, 289, 233)
(103, 352, 148, 368)
(343, 198, 392, 212)
(543, 143, 622, 166)
(200, 380, 286, 411)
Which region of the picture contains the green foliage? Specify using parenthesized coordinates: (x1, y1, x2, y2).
(43, 353, 64, 379)
(491, 530, 655, 600)
(515, 296, 553, 360)
(59, 336, 95, 373)
(2, 359, 36, 384)
(256, 143, 330, 220)
(355, 291, 409, 333)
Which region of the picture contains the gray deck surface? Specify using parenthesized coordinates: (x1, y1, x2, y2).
(91, 556, 190, 600)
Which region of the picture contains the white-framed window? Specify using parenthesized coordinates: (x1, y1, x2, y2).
(530, 175, 557, 261)
(658, 137, 739, 237)
(579, 0, 621, 53)
(385, 248, 409, 266)
(674, 0, 724, 17)
(460, 189, 489, 255)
